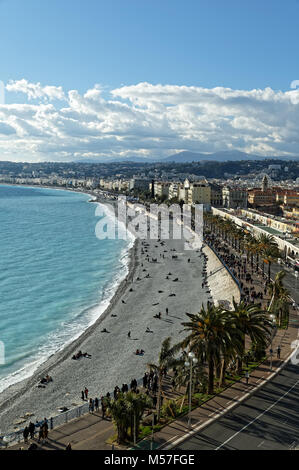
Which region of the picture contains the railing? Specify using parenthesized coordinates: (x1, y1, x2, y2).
(0, 401, 90, 448)
(0, 376, 145, 448)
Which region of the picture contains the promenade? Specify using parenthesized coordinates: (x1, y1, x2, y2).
(4, 226, 298, 451)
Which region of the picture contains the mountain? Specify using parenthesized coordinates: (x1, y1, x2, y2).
(163, 150, 269, 163)
(77, 150, 299, 164)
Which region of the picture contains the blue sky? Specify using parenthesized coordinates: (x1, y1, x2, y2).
(0, 0, 299, 161)
(1, 0, 299, 93)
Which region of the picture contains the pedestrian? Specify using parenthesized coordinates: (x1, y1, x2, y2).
(277, 346, 281, 359)
(81, 390, 85, 401)
(245, 371, 250, 385)
(128, 331, 131, 338)
(84, 387, 88, 399)
(65, 442, 72, 451)
(28, 421, 35, 440)
(101, 396, 106, 420)
(95, 397, 99, 412)
(38, 427, 44, 444)
(43, 421, 48, 441)
(23, 426, 29, 444)
(166, 308, 168, 315)
(89, 398, 93, 413)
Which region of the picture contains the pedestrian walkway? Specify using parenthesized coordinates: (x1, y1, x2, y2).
(5, 238, 299, 451)
(7, 305, 298, 451)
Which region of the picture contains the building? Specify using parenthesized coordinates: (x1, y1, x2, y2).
(222, 186, 248, 209)
(187, 180, 211, 205)
(210, 183, 223, 207)
(129, 178, 151, 191)
(152, 181, 171, 199)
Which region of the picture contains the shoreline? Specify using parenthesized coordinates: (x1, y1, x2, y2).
(0, 184, 238, 438)
(0, 186, 136, 402)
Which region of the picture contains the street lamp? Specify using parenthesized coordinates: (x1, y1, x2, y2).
(269, 314, 276, 371)
(185, 352, 198, 429)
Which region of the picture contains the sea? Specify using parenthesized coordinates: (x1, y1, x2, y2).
(0, 185, 133, 393)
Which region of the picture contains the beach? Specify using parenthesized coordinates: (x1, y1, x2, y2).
(0, 199, 213, 436)
(0, 193, 240, 437)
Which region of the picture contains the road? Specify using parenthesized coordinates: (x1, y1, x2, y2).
(270, 262, 299, 305)
(177, 362, 299, 450)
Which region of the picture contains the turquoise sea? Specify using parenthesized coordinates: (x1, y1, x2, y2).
(0, 185, 132, 393)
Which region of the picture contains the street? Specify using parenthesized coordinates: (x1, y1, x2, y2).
(177, 362, 299, 450)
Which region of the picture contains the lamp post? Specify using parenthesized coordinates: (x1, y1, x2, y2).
(269, 314, 276, 371)
(184, 352, 198, 429)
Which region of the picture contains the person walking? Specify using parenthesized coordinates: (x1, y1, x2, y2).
(101, 396, 106, 420)
(94, 397, 99, 413)
(28, 421, 35, 440)
(84, 387, 88, 400)
(23, 426, 29, 444)
(277, 345, 281, 359)
(38, 427, 44, 444)
(81, 390, 85, 401)
(245, 371, 250, 385)
(89, 398, 93, 413)
(43, 421, 48, 442)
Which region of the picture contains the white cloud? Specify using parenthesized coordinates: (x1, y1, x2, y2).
(0, 80, 299, 161)
(6, 79, 66, 101)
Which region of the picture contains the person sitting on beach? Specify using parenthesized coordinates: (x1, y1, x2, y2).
(146, 327, 151, 333)
(83, 352, 92, 358)
(72, 350, 83, 360)
(135, 349, 140, 355)
(101, 328, 108, 333)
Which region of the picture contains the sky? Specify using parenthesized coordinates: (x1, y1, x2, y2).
(0, 0, 299, 162)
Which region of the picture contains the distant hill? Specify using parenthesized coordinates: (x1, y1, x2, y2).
(77, 150, 299, 164)
(163, 150, 299, 163)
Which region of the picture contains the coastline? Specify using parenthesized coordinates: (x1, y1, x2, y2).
(0, 186, 136, 403)
(0, 185, 238, 438)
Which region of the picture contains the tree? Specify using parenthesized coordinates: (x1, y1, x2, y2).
(268, 270, 291, 327)
(147, 337, 180, 421)
(228, 298, 271, 372)
(256, 234, 280, 281)
(108, 392, 152, 444)
(180, 304, 235, 395)
(125, 391, 153, 443)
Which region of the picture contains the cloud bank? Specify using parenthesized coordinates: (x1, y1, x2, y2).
(0, 80, 299, 162)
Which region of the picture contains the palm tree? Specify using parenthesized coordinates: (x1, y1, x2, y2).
(172, 358, 208, 395)
(108, 391, 152, 444)
(108, 393, 130, 444)
(268, 270, 291, 327)
(256, 234, 280, 281)
(125, 391, 153, 443)
(228, 298, 272, 372)
(147, 337, 180, 421)
(180, 304, 235, 395)
(263, 245, 281, 282)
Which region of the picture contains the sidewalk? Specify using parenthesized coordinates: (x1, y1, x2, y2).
(7, 306, 298, 451)
(134, 307, 299, 450)
(5, 239, 299, 451)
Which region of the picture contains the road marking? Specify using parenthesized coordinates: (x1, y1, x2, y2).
(257, 440, 264, 448)
(215, 378, 299, 450)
